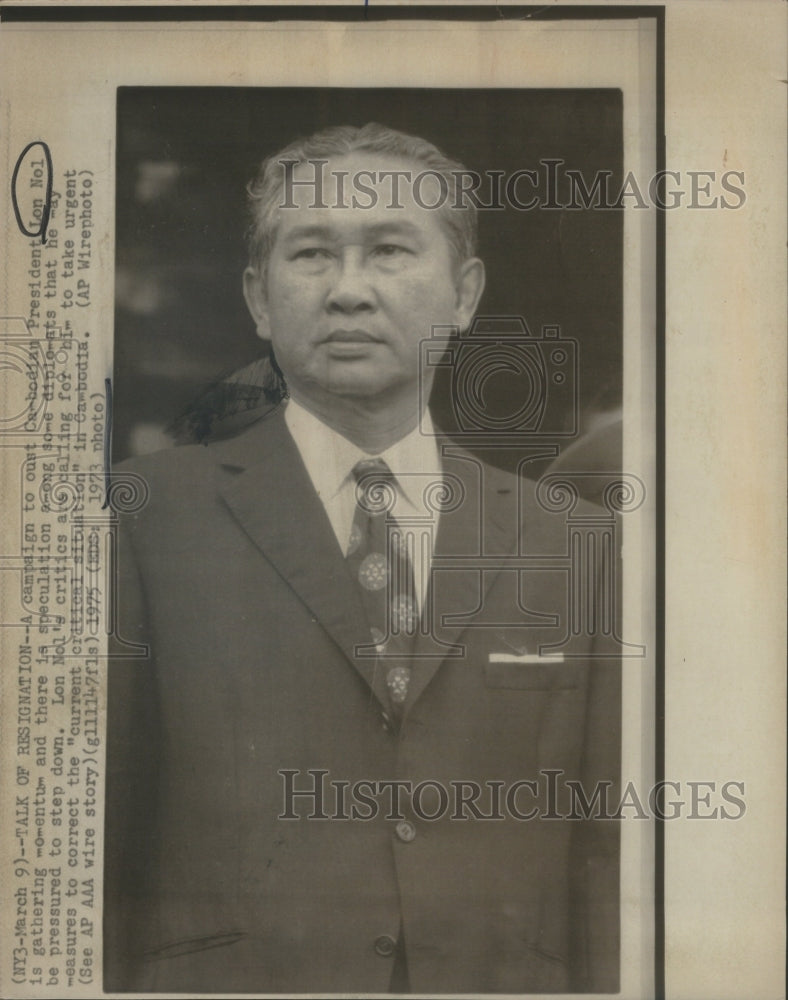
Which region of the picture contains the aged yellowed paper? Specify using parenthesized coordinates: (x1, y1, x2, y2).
(0, 4, 783, 999)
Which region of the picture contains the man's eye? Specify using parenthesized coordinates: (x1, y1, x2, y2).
(292, 247, 330, 260)
(372, 244, 409, 258)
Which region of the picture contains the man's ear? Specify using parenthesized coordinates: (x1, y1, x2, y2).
(243, 266, 271, 342)
(454, 257, 486, 333)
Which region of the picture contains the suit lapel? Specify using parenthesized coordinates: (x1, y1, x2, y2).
(404, 444, 516, 712)
(213, 409, 390, 710)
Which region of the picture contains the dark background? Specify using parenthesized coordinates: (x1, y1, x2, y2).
(113, 87, 623, 464)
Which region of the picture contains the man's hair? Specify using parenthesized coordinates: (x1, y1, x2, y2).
(246, 122, 478, 277)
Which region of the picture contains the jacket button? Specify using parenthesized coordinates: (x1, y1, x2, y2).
(395, 820, 416, 843)
(374, 934, 397, 957)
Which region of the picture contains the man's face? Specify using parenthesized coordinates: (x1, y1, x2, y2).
(244, 153, 485, 408)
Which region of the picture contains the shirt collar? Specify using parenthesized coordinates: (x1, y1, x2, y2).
(284, 398, 441, 506)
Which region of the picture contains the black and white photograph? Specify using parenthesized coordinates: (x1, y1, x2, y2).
(105, 82, 648, 995)
(0, 6, 784, 1000)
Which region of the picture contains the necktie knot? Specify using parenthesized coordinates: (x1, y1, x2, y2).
(352, 457, 391, 480)
(352, 458, 397, 517)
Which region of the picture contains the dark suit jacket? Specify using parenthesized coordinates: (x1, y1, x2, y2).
(104, 405, 620, 994)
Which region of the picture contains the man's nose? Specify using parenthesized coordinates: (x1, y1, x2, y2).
(324, 250, 375, 313)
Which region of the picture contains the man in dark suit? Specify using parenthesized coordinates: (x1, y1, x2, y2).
(104, 123, 620, 995)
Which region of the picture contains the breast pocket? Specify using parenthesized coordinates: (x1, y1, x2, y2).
(484, 657, 580, 691)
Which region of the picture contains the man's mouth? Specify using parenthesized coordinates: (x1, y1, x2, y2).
(324, 329, 381, 344)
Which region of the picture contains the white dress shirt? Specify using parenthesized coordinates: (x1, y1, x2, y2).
(284, 398, 443, 613)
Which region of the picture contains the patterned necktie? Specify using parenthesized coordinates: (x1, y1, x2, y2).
(346, 458, 418, 716)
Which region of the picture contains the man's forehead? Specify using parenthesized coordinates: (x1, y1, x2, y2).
(278, 219, 434, 243)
